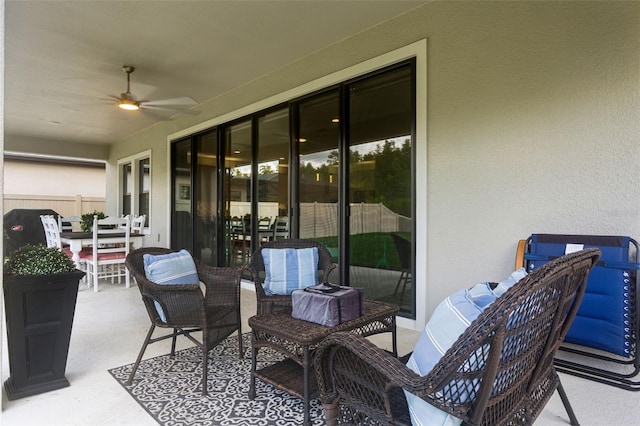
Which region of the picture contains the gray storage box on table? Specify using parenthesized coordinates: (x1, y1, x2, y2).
(292, 283, 364, 327)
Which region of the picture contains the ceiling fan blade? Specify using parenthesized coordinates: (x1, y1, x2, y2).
(139, 108, 176, 121)
(140, 97, 197, 107)
(142, 104, 200, 116)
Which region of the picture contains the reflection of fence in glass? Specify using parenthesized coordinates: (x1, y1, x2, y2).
(227, 201, 410, 238)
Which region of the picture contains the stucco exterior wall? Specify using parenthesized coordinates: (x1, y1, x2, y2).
(108, 1, 640, 328)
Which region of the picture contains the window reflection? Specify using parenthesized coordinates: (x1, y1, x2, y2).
(348, 66, 414, 314)
(298, 91, 341, 271)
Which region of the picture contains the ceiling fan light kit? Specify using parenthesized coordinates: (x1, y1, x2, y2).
(112, 65, 197, 115)
(118, 92, 140, 111)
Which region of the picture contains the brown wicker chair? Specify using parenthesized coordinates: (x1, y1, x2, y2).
(314, 248, 601, 426)
(245, 238, 337, 314)
(125, 247, 242, 396)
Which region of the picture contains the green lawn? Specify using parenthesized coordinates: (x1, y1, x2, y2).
(313, 232, 410, 270)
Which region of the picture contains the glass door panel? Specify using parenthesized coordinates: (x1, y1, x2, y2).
(224, 120, 252, 267)
(297, 91, 340, 280)
(257, 107, 290, 244)
(172, 138, 193, 251)
(194, 131, 218, 265)
(348, 66, 414, 315)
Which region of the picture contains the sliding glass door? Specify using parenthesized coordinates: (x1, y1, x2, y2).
(170, 60, 415, 317)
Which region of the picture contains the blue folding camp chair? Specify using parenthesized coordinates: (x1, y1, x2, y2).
(517, 234, 640, 390)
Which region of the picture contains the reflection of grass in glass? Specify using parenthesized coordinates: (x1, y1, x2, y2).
(313, 232, 410, 270)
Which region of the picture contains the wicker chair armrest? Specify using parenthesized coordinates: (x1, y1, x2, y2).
(243, 265, 267, 296)
(315, 331, 466, 423)
(195, 260, 242, 306)
(140, 284, 206, 327)
(315, 331, 425, 391)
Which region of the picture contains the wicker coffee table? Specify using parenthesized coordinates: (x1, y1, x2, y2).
(248, 300, 398, 425)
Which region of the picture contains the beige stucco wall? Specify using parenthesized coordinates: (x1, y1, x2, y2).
(108, 1, 640, 329)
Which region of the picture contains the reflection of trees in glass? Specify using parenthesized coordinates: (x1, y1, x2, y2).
(364, 138, 412, 217)
(259, 164, 275, 175)
(230, 168, 250, 178)
(299, 138, 411, 216)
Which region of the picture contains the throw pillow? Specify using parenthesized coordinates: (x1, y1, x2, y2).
(263, 247, 319, 295)
(143, 249, 200, 322)
(404, 268, 527, 426)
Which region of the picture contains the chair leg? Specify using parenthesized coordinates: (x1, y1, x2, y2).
(126, 324, 155, 386)
(201, 336, 208, 397)
(237, 310, 243, 358)
(170, 328, 178, 356)
(557, 381, 580, 426)
(93, 264, 99, 292)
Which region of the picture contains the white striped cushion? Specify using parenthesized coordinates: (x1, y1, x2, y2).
(404, 268, 527, 426)
(143, 249, 200, 322)
(263, 247, 319, 295)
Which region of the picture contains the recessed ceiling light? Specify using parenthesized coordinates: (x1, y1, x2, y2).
(298, 138, 307, 143)
(331, 118, 340, 123)
(234, 150, 241, 154)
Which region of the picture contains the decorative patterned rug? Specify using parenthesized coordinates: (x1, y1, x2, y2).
(109, 333, 325, 425)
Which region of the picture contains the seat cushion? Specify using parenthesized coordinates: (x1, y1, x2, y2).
(404, 268, 527, 426)
(143, 249, 200, 322)
(263, 247, 319, 295)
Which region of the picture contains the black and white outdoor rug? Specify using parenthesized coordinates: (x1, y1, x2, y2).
(109, 333, 325, 426)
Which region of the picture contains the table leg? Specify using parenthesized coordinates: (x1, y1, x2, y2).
(68, 240, 81, 267)
(303, 345, 311, 426)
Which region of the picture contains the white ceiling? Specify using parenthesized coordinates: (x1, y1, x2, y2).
(5, 0, 427, 147)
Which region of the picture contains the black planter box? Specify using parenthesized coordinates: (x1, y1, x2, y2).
(3, 270, 84, 400)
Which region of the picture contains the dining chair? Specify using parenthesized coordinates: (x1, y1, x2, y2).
(57, 215, 82, 232)
(85, 215, 131, 292)
(258, 217, 273, 243)
(40, 215, 64, 250)
(130, 214, 146, 234)
(271, 216, 289, 240)
(41, 214, 89, 281)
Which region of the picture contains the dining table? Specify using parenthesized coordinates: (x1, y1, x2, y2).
(60, 231, 145, 267)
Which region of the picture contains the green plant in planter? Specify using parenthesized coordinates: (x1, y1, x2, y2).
(3, 243, 84, 400)
(5, 244, 76, 275)
(80, 210, 105, 232)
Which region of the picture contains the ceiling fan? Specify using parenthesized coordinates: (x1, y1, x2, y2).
(110, 65, 199, 115)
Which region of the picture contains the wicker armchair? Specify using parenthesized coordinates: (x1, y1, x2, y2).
(125, 247, 242, 396)
(314, 248, 601, 426)
(245, 238, 337, 314)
